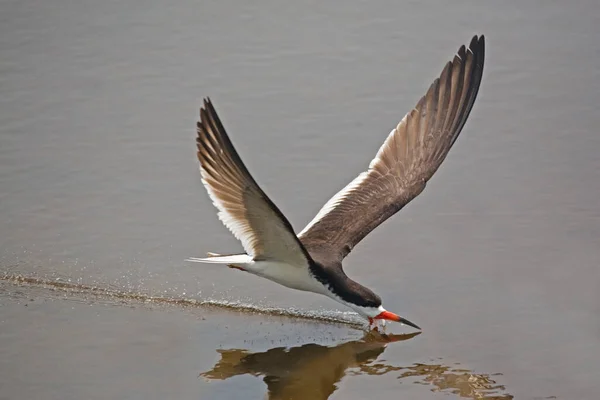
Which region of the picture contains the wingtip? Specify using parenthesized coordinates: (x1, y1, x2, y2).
(469, 34, 485, 54)
(200, 97, 213, 115)
(471, 34, 485, 43)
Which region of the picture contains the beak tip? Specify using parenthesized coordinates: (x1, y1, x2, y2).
(399, 317, 421, 331)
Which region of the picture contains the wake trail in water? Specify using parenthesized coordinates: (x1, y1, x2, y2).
(1, 273, 365, 328)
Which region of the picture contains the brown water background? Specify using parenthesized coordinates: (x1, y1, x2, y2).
(1, 1, 599, 399)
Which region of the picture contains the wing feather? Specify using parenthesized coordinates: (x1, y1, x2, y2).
(196, 99, 311, 267)
(299, 35, 485, 262)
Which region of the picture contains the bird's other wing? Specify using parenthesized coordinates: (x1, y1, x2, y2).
(299, 35, 485, 262)
(196, 99, 311, 267)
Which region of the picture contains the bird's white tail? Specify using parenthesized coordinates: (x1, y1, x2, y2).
(185, 253, 253, 264)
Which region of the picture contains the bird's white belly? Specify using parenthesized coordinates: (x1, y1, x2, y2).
(237, 260, 382, 320)
(243, 260, 322, 293)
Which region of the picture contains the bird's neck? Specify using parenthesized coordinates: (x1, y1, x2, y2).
(308, 262, 382, 310)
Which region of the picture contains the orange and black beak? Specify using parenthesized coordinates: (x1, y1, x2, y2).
(375, 310, 421, 330)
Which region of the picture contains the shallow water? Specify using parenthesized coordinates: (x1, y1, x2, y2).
(1, 0, 599, 399)
(0, 279, 511, 399)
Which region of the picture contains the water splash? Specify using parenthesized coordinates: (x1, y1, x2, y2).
(1, 273, 366, 327)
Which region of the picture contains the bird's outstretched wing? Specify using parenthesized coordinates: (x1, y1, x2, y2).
(299, 35, 485, 262)
(196, 99, 311, 267)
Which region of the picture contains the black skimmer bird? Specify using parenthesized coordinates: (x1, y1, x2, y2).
(188, 35, 485, 331)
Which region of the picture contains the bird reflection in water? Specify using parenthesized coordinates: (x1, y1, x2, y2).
(201, 332, 512, 400)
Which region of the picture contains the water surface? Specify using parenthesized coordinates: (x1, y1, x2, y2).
(1, 1, 599, 399)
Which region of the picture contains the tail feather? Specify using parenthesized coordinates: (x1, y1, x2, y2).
(186, 254, 253, 264)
